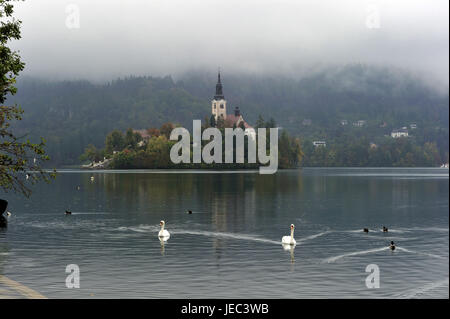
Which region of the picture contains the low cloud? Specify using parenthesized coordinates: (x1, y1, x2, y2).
(11, 0, 449, 88)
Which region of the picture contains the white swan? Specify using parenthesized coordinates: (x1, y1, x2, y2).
(158, 220, 170, 240)
(281, 224, 296, 245)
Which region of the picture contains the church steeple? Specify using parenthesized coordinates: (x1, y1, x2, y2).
(214, 71, 224, 100)
(211, 69, 227, 120)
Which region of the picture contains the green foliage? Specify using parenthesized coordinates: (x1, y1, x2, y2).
(301, 136, 442, 167)
(209, 115, 216, 127)
(105, 130, 125, 154)
(0, 0, 54, 197)
(79, 144, 103, 163)
(100, 120, 303, 170)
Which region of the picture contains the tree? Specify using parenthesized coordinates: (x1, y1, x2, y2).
(209, 115, 216, 127)
(160, 122, 175, 139)
(146, 128, 160, 137)
(0, 0, 54, 197)
(255, 115, 265, 128)
(105, 130, 125, 154)
(216, 116, 225, 129)
(79, 144, 103, 163)
(124, 128, 141, 149)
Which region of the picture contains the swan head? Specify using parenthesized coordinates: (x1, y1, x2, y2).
(159, 220, 165, 227)
(290, 224, 295, 230)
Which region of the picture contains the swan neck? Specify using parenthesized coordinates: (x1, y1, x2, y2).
(290, 228, 294, 239)
(160, 224, 164, 231)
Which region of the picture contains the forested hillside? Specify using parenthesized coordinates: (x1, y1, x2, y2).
(9, 65, 449, 166)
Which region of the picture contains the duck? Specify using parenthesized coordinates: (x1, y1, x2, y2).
(158, 220, 170, 240)
(6, 212, 11, 217)
(389, 241, 396, 251)
(382, 226, 388, 232)
(281, 224, 296, 245)
(187, 210, 192, 214)
(363, 228, 369, 233)
(65, 210, 72, 215)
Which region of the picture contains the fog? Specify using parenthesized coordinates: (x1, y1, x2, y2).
(10, 0, 449, 87)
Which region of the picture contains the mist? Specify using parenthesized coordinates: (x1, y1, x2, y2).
(10, 0, 449, 89)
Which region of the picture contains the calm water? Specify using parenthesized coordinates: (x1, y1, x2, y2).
(0, 168, 448, 298)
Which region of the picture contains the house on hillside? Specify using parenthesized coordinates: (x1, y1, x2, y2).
(133, 129, 151, 140)
(353, 120, 366, 127)
(391, 127, 409, 138)
(313, 141, 326, 147)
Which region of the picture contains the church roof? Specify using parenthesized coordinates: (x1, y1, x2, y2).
(226, 114, 253, 129)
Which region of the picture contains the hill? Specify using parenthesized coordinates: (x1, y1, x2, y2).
(9, 65, 449, 166)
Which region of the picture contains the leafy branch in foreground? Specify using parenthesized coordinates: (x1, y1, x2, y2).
(0, 0, 55, 197)
(0, 105, 55, 197)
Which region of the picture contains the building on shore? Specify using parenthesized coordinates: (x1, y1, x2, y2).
(391, 127, 409, 138)
(353, 120, 366, 127)
(313, 141, 326, 147)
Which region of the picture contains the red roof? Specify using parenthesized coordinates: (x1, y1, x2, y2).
(133, 129, 151, 139)
(226, 114, 253, 129)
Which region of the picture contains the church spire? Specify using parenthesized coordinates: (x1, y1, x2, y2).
(214, 69, 224, 100)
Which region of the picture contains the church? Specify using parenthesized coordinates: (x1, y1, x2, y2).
(211, 72, 252, 129)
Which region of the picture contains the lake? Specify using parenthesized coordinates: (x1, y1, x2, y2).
(0, 168, 448, 298)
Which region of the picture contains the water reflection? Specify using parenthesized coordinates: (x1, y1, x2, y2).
(159, 238, 166, 256)
(282, 243, 295, 264)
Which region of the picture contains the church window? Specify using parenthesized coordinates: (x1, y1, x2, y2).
(220, 104, 224, 109)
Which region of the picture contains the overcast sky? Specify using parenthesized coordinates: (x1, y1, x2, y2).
(10, 0, 449, 87)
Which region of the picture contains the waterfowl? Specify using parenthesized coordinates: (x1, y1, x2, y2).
(90, 176, 94, 182)
(382, 226, 388, 232)
(6, 212, 11, 217)
(158, 220, 170, 240)
(281, 224, 296, 245)
(187, 210, 192, 214)
(363, 228, 369, 233)
(65, 210, 72, 215)
(389, 241, 396, 251)
(26, 174, 29, 180)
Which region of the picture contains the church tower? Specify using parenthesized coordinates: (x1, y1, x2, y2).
(212, 71, 227, 120)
